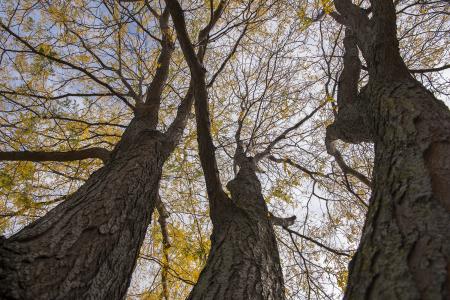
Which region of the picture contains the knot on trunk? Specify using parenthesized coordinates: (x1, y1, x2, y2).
(226, 165, 267, 215)
(226, 176, 262, 202)
(327, 90, 374, 144)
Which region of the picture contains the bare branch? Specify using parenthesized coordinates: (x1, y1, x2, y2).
(0, 21, 134, 109)
(268, 155, 325, 181)
(254, 102, 325, 162)
(207, 23, 248, 88)
(139, 255, 195, 286)
(0, 91, 126, 101)
(324, 138, 372, 188)
(0, 148, 110, 163)
(284, 227, 352, 257)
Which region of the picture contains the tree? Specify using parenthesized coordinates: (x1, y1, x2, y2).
(1, 0, 448, 299)
(0, 1, 227, 298)
(166, 0, 284, 297)
(327, 0, 450, 298)
(165, 0, 341, 298)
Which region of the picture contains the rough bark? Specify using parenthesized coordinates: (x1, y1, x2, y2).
(344, 77, 450, 300)
(187, 159, 285, 300)
(329, 1, 450, 299)
(165, 1, 285, 298)
(0, 3, 203, 297)
(0, 114, 171, 300)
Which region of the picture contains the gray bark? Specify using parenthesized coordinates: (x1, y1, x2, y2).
(329, 1, 450, 298)
(344, 78, 450, 300)
(0, 115, 171, 300)
(165, 1, 285, 298)
(187, 159, 285, 300)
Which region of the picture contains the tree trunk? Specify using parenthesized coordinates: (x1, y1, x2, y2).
(0, 116, 170, 300)
(188, 161, 285, 300)
(328, 2, 450, 297)
(165, 1, 285, 297)
(344, 79, 450, 299)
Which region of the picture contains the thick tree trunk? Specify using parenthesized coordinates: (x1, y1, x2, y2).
(328, 2, 450, 296)
(188, 161, 285, 300)
(0, 116, 170, 300)
(344, 79, 450, 299)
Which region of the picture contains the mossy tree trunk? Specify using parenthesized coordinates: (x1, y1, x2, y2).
(329, 1, 450, 298)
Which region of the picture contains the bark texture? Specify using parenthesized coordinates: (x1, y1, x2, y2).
(0, 115, 170, 300)
(329, 1, 450, 299)
(344, 78, 450, 300)
(187, 159, 284, 300)
(165, 1, 285, 298)
(0, 5, 201, 297)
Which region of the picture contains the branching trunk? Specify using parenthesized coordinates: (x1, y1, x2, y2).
(0, 116, 170, 299)
(0, 3, 197, 297)
(165, 1, 285, 298)
(329, 1, 450, 298)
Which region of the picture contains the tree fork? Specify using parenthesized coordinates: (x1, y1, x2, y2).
(166, 0, 287, 298)
(329, 1, 450, 298)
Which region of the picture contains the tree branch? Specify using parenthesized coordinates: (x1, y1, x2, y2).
(139, 255, 195, 286)
(0, 21, 134, 110)
(166, 0, 227, 151)
(165, 84, 194, 150)
(0, 148, 110, 163)
(337, 28, 361, 109)
(166, 0, 231, 215)
(254, 102, 325, 162)
(324, 138, 372, 188)
(326, 29, 373, 144)
(268, 155, 325, 181)
(284, 227, 352, 257)
(361, 64, 450, 74)
(145, 7, 174, 104)
(207, 23, 248, 88)
(0, 91, 126, 101)
(325, 29, 372, 188)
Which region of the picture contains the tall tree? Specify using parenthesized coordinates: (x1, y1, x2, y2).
(1, 0, 447, 298)
(0, 1, 226, 297)
(167, 0, 284, 298)
(165, 0, 329, 298)
(328, 0, 450, 298)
